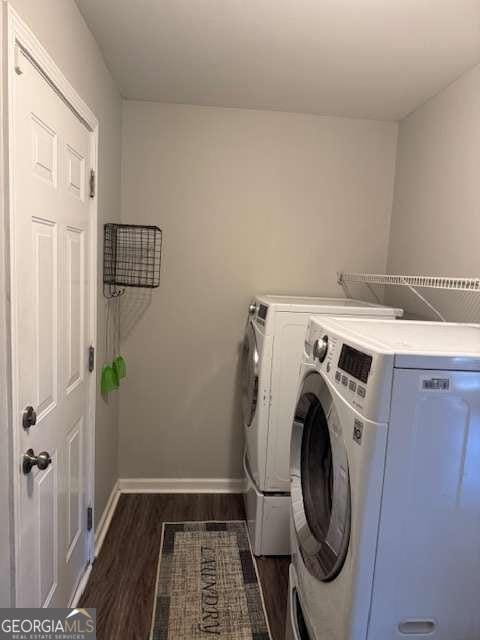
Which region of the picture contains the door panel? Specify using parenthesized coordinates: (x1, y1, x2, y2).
(66, 418, 82, 559)
(241, 321, 259, 427)
(14, 47, 93, 607)
(38, 459, 57, 606)
(368, 369, 480, 639)
(65, 145, 85, 201)
(33, 218, 57, 417)
(290, 371, 351, 582)
(31, 114, 58, 186)
(65, 227, 85, 393)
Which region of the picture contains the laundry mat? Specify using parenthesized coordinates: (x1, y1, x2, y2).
(150, 521, 271, 640)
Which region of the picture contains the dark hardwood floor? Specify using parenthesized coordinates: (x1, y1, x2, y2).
(80, 494, 290, 640)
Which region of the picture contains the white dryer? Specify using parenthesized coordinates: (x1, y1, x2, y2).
(287, 316, 480, 640)
(241, 295, 402, 556)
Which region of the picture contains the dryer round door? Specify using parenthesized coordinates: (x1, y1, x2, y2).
(241, 321, 259, 427)
(290, 371, 351, 582)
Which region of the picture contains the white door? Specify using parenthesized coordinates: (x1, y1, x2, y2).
(12, 47, 94, 607)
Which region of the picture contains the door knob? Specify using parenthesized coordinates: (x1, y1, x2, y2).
(22, 449, 52, 475)
(22, 406, 37, 429)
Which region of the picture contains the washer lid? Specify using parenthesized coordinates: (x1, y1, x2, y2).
(313, 317, 480, 371)
(254, 294, 403, 317)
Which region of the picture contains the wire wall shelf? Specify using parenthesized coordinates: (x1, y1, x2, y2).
(338, 272, 480, 292)
(338, 272, 480, 322)
(104, 223, 162, 298)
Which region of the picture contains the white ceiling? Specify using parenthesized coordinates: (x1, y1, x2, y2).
(76, 0, 480, 121)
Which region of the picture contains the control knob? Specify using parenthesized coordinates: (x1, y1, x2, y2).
(313, 335, 329, 363)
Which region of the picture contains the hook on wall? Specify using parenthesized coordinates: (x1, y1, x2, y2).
(103, 283, 125, 299)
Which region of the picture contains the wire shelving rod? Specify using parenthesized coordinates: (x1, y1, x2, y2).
(337, 272, 480, 322)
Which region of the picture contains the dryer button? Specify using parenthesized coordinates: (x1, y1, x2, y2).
(349, 380, 357, 393)
(335, 371, 341, 383)
(341, 375, 348, 387)
(357, 386, 366, 398)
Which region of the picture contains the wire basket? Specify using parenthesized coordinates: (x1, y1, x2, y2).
(103, 223, 162, 298)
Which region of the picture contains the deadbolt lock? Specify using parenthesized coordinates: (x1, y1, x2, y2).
(22, 406, 37, 429)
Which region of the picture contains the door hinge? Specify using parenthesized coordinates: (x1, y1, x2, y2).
(88, 346, 95, 372)
(89, 169, 95, 198)
(87, 506, 93, 531)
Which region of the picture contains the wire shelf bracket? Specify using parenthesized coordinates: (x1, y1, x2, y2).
(337, 272, 480, 322)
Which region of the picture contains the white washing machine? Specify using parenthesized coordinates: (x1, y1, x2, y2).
(241, 295, 402, 556)
(287, 316, 480, 640)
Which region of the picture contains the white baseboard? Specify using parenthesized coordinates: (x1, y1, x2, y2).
(94, 480, 121, 558)
(118, 477, 245, 494)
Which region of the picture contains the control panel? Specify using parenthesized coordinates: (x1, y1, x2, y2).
(248, 301, 269, 326)
(305, 318, 395, 422)
(338, 343, 372, 384)
(306, 320, 371, 409)
(333, 367, 367, 401)
(257, 304, 268, 324)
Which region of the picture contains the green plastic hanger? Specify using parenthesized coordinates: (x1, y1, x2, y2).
(101, 302, 119, 394)
(112, 297, 126, 380)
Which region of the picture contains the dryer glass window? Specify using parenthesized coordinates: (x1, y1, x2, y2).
(290, 372, 351, 582)
(241, 322, 259, 427)
(301, 401, 334, 551)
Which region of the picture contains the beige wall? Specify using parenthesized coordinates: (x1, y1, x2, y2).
(119, 101, 398, 479)
(6, 0, 122, 524)
(387, 64, 480, 321)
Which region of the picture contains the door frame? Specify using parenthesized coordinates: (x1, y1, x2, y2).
(5, 5, 99, 606)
